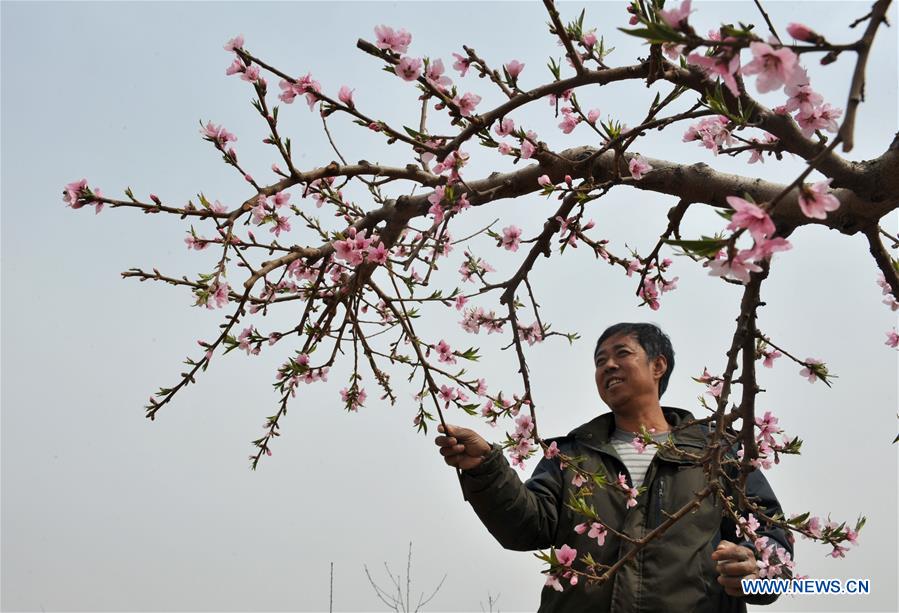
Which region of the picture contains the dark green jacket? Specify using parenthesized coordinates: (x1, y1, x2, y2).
(462, 407, 790, 613)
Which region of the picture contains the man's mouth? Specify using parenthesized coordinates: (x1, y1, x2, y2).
(606, 377, 624, 390)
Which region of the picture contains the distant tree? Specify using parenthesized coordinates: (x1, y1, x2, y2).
(364, 542, 446, 612)
(480, 592, 501, 613)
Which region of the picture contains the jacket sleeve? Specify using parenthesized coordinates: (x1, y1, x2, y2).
(737, 469, 794, 606)
(460, 444, 564, 551)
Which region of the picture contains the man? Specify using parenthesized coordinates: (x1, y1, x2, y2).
(435, 322, 790, 612)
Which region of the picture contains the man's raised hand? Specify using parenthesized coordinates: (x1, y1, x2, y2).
(435, 424, 492, 471)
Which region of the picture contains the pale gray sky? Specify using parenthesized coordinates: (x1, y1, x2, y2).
(2, 1, 897, 612)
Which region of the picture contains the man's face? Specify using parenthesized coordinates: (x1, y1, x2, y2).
(594, 332, 666, 410)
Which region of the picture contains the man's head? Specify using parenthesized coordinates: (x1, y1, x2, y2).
(593, 323, 675, 410)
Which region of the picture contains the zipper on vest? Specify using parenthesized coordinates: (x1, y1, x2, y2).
(649, 477, 664, 529)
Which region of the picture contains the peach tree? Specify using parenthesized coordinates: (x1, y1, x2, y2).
(64, 0, 895, 590)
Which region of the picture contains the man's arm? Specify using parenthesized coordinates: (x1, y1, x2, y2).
(435, 424, 563, 551)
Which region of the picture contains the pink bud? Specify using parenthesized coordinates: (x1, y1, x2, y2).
(338, 85, 355, 107)
(244, 173, 254, 183)
(537, 174, 552, 187)
(504, 60, 525, 78)
(587, 108, 601, 124)
(786, 22, 817, 42)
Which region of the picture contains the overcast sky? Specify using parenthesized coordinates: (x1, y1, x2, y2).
(2, 1, 897, 612)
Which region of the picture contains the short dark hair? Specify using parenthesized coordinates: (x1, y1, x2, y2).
(594, 323, 675, 398)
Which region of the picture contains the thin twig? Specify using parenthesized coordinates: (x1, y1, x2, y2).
(863, 224, 899, 301)
(542, 0, 585, 75)
(751, 0, 781, 44)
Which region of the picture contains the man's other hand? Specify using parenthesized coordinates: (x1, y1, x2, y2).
(435, 424, 492, 471)
(712, 540, 758, 597)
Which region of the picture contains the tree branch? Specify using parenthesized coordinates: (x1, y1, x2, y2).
(839, 0, 893, 152)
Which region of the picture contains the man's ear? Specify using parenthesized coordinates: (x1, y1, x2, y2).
(652, 355, 668, 381)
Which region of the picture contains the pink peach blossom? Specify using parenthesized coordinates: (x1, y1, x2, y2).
(796, 103, 842, 136)
(708, 249, 762, 284)
(755, 411, 781, 445)
(451, 52, 471, 76)
(544, 441, 560, 459)
(799, 358, 824, 382)
(436, 339, 456, 364)
(556, 544, 577, 566)
(368, 242, 389, 264)
(425, 58, 452, 92)
(687, 50, 741, 98)
(225, 58, 245, 76)
(784, 83, 823, 116)
(683, 115, 733, 154)
(520, 138, 536, 159)
(726, 196, 775, 241)
(395, 56, 422, 81)
(201, 121, 237, 145)
(501, 225, 522, 251)
(638, 278, 660, 310)
(762, 350, 782, 368)
(223, 35, 244, 51)
(742, 42, 799, 93)
(662, 43, 684, 60)
(558, 111, 580, 134)
(504, 59, 525, 78)
(454, 92, 482, 116)
(63, 178, 89, 209)
(741, 236, 792, 261)
(545, 574, 563, 592)
(628, 155, 653, 180)
(797, 179, 840, 219)
(658, 0, 693, 30)
(494, 117, 515, 137)
(338, 86, 355, 107)
(271, 215, 291, 236)
(587, 522, 607, 546)
(374, 25, 411, 54)
(241, 65, 260, 82)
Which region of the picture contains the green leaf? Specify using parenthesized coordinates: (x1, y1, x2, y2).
(664, 238, 727, 258)
(403, 125, 424, 140)
(787, 511, 810, 525)
(618, 22, 684, 44)
(460, 403, 479, 416)
(547, 57, 561, 80)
